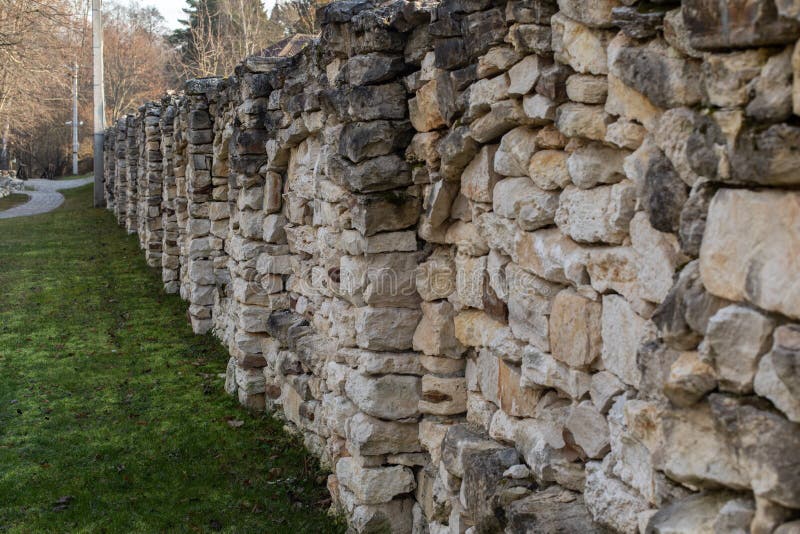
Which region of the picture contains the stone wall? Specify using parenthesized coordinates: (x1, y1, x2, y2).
(101, 0, 800, 531)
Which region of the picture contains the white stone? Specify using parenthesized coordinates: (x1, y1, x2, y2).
(529, 150, 571, 190)
(494, 127, 537, 177)
(564, 400, 610, 459)
(700, 189, 800, 320)
(552, 13, 614, 75)
(706, 305, 775, 394)
(344, 371, 421, 420)
(566, 143, 628, 189)
(507, 55, 547, 96)
(601, 294, 656, 387)
(354, 307, 421, 351)
(555, 182, 636, 245)
(493, 177, 559, 231)
(336, 457, 416, 505)
(521, 347, 591, 399)
(461, 145, 501, 203)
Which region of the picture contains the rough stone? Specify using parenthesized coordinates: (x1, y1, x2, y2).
(345, 372, 421, 420)
(700, 189, 800, 320)
(555, 182, 636, 245)
(549, 288, 601, 368)
(706, 305, 775, 394)
(336, 457, 416, 504)
(602, 295, 656, 388)
(552, 13, 614, 75)
(754, 325, 800, 423)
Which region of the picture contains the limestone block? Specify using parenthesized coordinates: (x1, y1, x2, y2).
(441, 424, 511, 479)
(507, 55, 549, 96)
(508, 23, 552, 55)
(746, 46, 794, 122)
(346, 412, 421, 457)
(329, 154, 411, 193)
(522, 93, 558, 123)
(413, 300, 466, 358)
(646, 492, 752, 534)
(711, 394, 800, 508)
(466, 74, 509, 120)
(505, 487, 600, 533)
(454, 310, 523, 362)
(507, 263, 561, 351)
(605, 120, 645, 150)
(659, 401, 749, 490)
(455, 252, 487, 310)
(497, 358, 542, 418)
(706, 305, 774, 394)
(494, 126, 537, 177)
(476, 46, 522, 79)
(439, 127, 480, 181)
(754, 325, 800, 423)
(682, 0, 800, 50)
(461, 145, 501, 203)
(654, 107, 724, 187)
(565, 74, 608, 104)
(794, 40, 800, 115)
(345, 371, 421, 420)
(339, 252, 420, 309)
(445, 221, 490, 256)
(555, 182, 636, 245)
(601, 294, 657, 388)
(605, 74, 663, 131)
(469, 100, 526, 144)
(409, 79, 447, 132)
(549, 288, 601, 368)
(551, 13, 614, 75)
(585, 459, 650, 532)
(555, 103, 611, 142)
(354, 306, 421, 351)
(521, 347, 591, 399)
(609, 36, 703, 109)
(528, 150, 571, 190)
(590, 371, 626, 414)
(416, 253, 456, 301)
(419, 375, 467, 415)
(566, 142, 627, 189)
(564, 401, 609, 459)
(341, 348, 424, 376)
(630, 211, 684, 304)
(663, 351, 717, 407)
(700, 189, 800, 319)
(511, 228, 588, 285)
(336, 457, 415, 505)
(702, 49, 767, 108)
(351, 190, 421, 237)
(493, 177, 558, 232)
(557, 0, 622, 28)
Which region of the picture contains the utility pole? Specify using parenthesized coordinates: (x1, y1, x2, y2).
(71, 63, 79, 175)
(92, 0, 105, 207)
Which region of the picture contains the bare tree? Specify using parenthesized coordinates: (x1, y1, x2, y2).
(103, 1, 178, 123)
(172, 0, 285, 79)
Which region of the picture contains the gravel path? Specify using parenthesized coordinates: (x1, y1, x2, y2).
(0, 177, 94, 219)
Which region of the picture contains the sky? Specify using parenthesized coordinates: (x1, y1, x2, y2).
(136, 0, 278, 31)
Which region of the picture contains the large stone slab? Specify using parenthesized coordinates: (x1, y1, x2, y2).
(700, 189, 800, 320)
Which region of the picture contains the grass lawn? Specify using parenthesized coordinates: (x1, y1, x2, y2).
(0, 193, 30, 211)
(53, 172, 93, 181)
(0, 184, 344, 533)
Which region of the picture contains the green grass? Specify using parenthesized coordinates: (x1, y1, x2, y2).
(0, 193, 30, 211)
(0, 185, 344, 534)
(53, 172, 93, 181)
